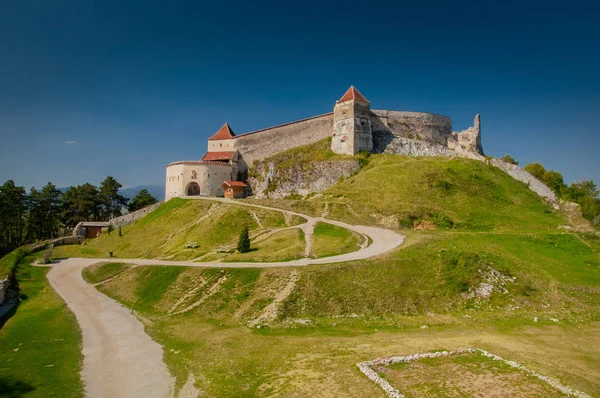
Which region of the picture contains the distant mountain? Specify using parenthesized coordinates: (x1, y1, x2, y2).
(58, 185, 165, 201)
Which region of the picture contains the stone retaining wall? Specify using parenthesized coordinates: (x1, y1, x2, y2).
(29, 235, 84, 252)
(0, 277, 8, 305)
(109, 202, 163, 227)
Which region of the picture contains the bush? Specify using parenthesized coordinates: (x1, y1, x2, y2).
(107, 224, 114, 235)
(118, 226, 122, 237)
(500, 154, 519, 165)
(237, 227, 251, 253)
(0, 247, 31, 279)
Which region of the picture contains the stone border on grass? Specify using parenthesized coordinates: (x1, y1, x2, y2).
(356, 348, 592, 398)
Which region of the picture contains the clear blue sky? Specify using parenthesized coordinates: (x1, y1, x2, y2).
(1, 0, 598, 189)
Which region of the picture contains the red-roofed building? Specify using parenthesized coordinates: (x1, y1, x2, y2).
(201, 151, 236, 162)
(208, 123, 236, 140)
(337, 85, 370, 104)
(222, 181, 247, 198)
(165, 85, 477, 201)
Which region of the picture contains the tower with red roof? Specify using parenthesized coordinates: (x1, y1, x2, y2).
(331, 86, 373, 155)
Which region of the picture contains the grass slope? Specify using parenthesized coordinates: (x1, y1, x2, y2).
(311, 222, 362, 258)
(254, 154, 564, 230)
(0, 254, 83, 397)
(53, 199, 296, 260)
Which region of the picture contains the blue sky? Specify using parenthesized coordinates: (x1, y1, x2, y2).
(0, 0, 598, 189)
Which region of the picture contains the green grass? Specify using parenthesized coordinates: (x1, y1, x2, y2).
(82, 262, 131, 284)
(52, 199, 293, 260)
(311, 222, 361, 258)
(282, 231, 600, 319)
(225, 229, 306, 262)
(0, 254, 83, 397)
(252, 154, 565, 230)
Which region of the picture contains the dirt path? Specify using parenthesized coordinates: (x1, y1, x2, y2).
(46, 258, 175, 398)
(46, 197, 404, 397)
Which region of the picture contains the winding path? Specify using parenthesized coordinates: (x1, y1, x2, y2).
(46, 197, 405, 397)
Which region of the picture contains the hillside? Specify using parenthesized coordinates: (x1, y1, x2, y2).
(44, 150, 600, 396)
(252, 151, 563, 231)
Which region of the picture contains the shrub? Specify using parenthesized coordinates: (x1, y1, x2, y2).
(500, 154, 519, 165)
(237, 227, 251, 253)
(118, 226, 122, 237)
(107, 224, 114, 235)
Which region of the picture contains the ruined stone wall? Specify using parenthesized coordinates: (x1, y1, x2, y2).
(232, 113, 334, 170)
(370, 109, 452, 153)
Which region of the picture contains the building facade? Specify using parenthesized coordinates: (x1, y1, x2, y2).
(165, 86, 482, 200)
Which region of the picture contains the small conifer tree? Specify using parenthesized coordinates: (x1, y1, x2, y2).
(237, 226, 251, 253)
(118, 226, 122, 237)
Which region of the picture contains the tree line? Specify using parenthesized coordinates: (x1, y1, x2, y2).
(501, 155, 600, 224)
(0, 177, 158, 256)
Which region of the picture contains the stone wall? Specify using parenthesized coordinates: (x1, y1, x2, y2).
(0, 277, 8, 305)
(248, 159, 361, 198)
(30, 236, 85, 252)
(232, 113, 334, 170)
(109, 202, 163, 227)
(448, 114, 484, 155)
(371, 109, 452, 152)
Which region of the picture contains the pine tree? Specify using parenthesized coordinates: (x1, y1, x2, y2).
(237, 226, 251, 253)
(127, 189, 158, 212)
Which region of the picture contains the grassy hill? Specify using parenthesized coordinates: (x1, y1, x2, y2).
(52, 199, 360, 262)
(41, 148, 600, 396)
(251, 148, 563, 230)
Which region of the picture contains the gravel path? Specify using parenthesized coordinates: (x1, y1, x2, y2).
(46, 258, 175, 398)
(46, 197, 405, 397)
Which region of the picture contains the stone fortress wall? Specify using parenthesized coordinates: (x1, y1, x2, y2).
(230, 113, 334, 169)
(166, 86, 484, 200)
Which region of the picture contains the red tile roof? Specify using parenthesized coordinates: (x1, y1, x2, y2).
(208, 123, 236, 140)
(201, 151, 235, 162)
(222, 180, 247, 188)
(337, 86, 370, 104)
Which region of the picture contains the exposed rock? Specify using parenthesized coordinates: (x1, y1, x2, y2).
(248, 159, 361, 198)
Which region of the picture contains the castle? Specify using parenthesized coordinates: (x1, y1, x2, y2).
(165, 86, 483, 200)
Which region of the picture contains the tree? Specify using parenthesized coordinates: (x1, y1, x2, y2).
(542, 170, 565, 195)
(563, 180, 599, 202)
(237, 226, 251, 253)
(127, 189, 158, 212)
(27, 182, 62, 241)
(500, 154, 519, 165)
(0, 180, 27, 255)
(99, 176, 128, 220)
(61, 183, 101, 227)
(524, 163, 546, 181)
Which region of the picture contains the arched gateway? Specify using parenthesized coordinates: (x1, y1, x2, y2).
(186, 182, 200, 196)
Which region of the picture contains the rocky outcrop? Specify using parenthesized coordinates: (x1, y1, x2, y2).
(448, 114, 484, 156)
(248, 159, 361, 198)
